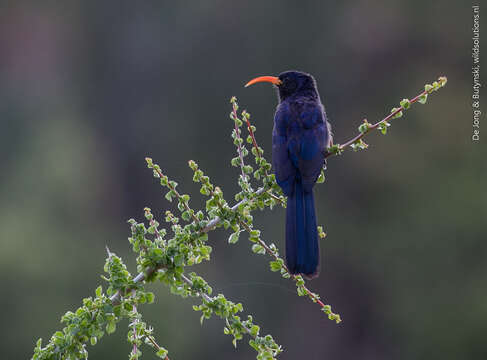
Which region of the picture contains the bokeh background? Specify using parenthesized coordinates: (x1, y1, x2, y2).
(1, 1, 485, 359)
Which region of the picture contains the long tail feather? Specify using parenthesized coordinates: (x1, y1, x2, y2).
(285, 179, 320, 278)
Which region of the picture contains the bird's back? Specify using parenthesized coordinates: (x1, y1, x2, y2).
(273, 96, 329, 193)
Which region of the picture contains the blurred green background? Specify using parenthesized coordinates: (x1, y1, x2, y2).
(1, 1, 485, 359)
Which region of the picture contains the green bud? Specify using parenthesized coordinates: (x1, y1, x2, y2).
(228, 231, 240, 244)
(391, 107, 403, 119)
(146, 292, 155, 304)
(269, 260, 282, 272)
(350, 139, 369, 151)
(188, 160, 198, 171)
(160, 175, 168, 186)
(316, 169, 325, 184)
(328, 144, 343, 155)
(106, 321, 116, 334)
(251, 244, 265, 254)
(358, 120, 370, 134)
(378, 121, 390, 135)
(156, 348, 168, 359)
(182, 211, 191, 221)
(400, 98, 410, 109)
(165, 191, 174, 202)
(418, 94, 428, 104)
(317, 226, 327, 239)
(438, 76, 447, 86)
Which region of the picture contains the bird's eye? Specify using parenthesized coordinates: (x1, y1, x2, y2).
(283, 78, 297, 91)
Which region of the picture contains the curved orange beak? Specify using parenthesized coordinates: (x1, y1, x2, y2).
(245, 76, 282, 88)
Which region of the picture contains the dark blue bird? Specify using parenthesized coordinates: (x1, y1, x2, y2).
(245, 71, 332, 278)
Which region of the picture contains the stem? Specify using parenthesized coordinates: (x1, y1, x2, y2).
(244, 114, 261, 161)
(110, 187, 268, 303)
(180, 274, 253, 335)
(146, 335, 169, 360)
(131, 291, 138, 358)
(242, 111, 285, 204)
(326, 78, 446, 157)
(232, 102, 248, 182)
(238, 220, 337, 319)
(154, 167, 201, 225)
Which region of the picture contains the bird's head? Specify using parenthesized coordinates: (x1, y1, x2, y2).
(245, 70, 318, 102)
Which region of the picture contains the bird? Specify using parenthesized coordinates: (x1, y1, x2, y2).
(245, 71, 332, 279)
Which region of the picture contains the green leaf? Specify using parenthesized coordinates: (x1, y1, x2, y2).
(316, 169, 325, 183)
(173, 254, 184, 267)
(228, 231, 240, 244)
(156, 348, 168, 359)
(106, 321, 116, 334)
(391, 107, 403, 119)
(269, 261, 282, 272)
(182, 211, 191, 221)
(146, 292, 155, 304)
(378, 121, 390, 135)
(160, 176, 168, 186)
(188, 159, 197, 171)
(350, 139, 369, 151)
(297, 286, 307, 296)
(249, 230, 260, 238)
(400, 98, 410, 109)
(250, 325, 260, 337)
(418, 93, 428, 104)
(358, 120, 370, 134)
(251, 244, 265, 255)
(165, 191, 174, 202)
(327, 144, 343, 155)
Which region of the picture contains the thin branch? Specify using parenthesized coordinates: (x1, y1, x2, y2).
(243, 112, 261, 162)
(231, 101, 249, 182)
(131, 291, 138, 358)
(180, 274, 253, 335)
(154, 167, 201, 225)
(326, 76, 447, 157)
(242, 110, 285, 204)
(109, 187, 266, 303)
(145, 334, 169, 360)
(238, 220, 339, 321)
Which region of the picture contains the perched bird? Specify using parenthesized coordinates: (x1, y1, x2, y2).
(245, 71, 332, 279)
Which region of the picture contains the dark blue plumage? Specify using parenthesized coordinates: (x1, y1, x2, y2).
(271, 71, 332, 278)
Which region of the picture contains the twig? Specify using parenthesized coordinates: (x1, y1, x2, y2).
(231, 101, 248, 182)
(326, 76, 447, 157)
(180, 274, 253, 335)
(131, 291, 138, 358)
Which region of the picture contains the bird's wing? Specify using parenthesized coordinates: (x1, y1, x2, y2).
(294, 102, 328, 192)
(272, 102, 296, 196)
